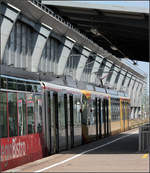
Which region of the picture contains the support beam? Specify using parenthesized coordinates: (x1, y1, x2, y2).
(1, 3, 20, 62)
(90, 55, 102, 83)
(102, 61, 112, 85)
(109, 66, 120, 89)
(135, 83, 142, 107)
(131, 80, 139, 107)
(128, 76, 135, 98)
(31, 25, 51, 72)
(116, 70, 126, 91)
(57, 37, 75, 75)
(123, 73, 132, 92)
(76, 48, 90, 81)
(138, 84, 143, 106)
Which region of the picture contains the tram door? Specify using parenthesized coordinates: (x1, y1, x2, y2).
(106, 100, 110, 135)
(102, 99, 109, 137)
(124, 101, 129, 131)
(95, 98, 98, 139)
(45, 91, 51, 155)
(53, 92, 59, 153)
(120, 99, 125, 132)
(69, 95, 74, 148)
(106, 99, 109, 136)
(98, 99, 102, 138)
(102, 99, 107, 136)
(64, 94, 69, 149)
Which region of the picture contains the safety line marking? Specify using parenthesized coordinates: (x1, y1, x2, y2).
(142, 153, 148, 159)
(34, 131, 137, 172)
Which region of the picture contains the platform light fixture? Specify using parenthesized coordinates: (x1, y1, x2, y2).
(110, 45, 118, 51)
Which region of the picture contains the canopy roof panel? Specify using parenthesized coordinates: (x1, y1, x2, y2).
(42, 1, 149, 62)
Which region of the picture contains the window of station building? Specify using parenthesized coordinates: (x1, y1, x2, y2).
(35, 95, 43, 133)
(8, 92, 18, 137)
(26, 94, 35, 134)
(0, 92, 8, 138)
(18, 93, 27, 136)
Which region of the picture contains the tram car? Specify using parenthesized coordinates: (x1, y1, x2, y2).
(0, 75, 148, 171)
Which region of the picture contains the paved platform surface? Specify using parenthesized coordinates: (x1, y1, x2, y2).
(6, 128, 149, 172)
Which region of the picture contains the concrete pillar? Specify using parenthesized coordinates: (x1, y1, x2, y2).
(134, 108, 138, 119)
(90, 55, 102, 83)
(134, 82, 140, 106)
(31, 25, 51, 72)
(76, 48, 91, 81)
(117, 70, 126, 91)
(136, 84, 143, 106)
(109, 66, 120, 88)
(128, 76, 135, 98)
(1, 3, 20, 62)
(131, 80, 139, 107)
(124, 73, 132, 94)
(101, 61, 112, 85)
(57, 37, 75, 75)
(131, 107, 134, 119)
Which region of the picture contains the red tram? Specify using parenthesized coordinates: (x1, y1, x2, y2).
(0, 75, 44, 171)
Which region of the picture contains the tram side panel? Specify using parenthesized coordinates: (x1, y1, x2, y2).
(0, 80, 44, 171)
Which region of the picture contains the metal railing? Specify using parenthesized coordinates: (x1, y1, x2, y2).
(29, 0, 95, 45)
(139, 123, 150, 152)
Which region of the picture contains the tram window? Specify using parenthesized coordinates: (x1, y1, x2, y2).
(17, 80, 26, 91)
(37, 85, 42, 92)
(18, 93, 27, 136)
(73, 96, 77, 125)
(81, 95, 88, 125)
(58, 94, 65, 128)
(0, 92, 8, 138)
(27, 94, 35, 134)
(76, 98, 81, 124)
(8, 92, 18, 137)
(35, 95, 43, 133)
(33, 85, 38, 92)
(1, 77, 7, 89)
(26, 83, 33, 92)
(7, 78, 17, 90)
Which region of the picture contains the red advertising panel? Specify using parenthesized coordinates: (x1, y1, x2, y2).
(0, 133, 43, 171)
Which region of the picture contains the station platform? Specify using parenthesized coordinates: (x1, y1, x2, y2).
(6, 128, 149, 172)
